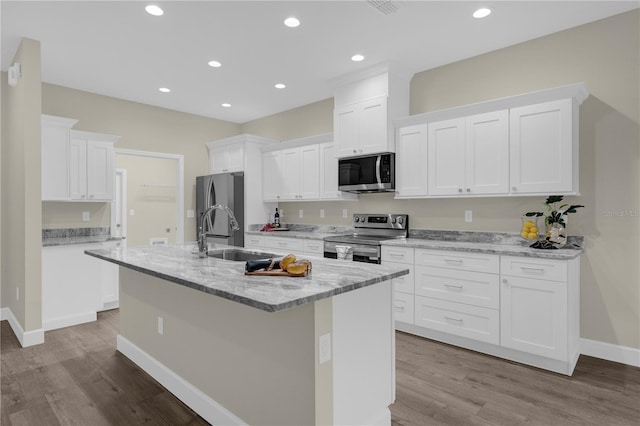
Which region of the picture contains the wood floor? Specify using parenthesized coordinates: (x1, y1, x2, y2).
(2, 311, 639, 426)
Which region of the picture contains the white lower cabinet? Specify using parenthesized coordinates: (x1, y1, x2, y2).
(382, 244, 580, 375)
(42, 241, 119, 331)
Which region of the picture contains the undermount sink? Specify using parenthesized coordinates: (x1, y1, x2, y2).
(207, 248, 277, 262)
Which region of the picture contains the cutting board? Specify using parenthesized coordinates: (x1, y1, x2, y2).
(244, 269, 308, 277)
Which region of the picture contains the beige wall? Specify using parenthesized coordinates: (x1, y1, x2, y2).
(116, 154, 178, 247)
(249, 11, 640, 350)
(1, 39, 43, 331)
(41, 84, 241, 241)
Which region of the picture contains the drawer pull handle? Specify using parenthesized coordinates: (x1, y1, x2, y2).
(444, 259, 463, 264)
(444, 283, 463, 290)
(278, 242, 287, 246)
(389, 253, 405, 258)
(444, 316, 463, 322)
(394, 306, 405, 311)
(520, 266, 545, 273)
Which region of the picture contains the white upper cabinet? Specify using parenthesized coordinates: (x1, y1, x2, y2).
(333, 67, 411, 158)
(279, 145, 320, 200)
(319, 142, 358, 200)
(510, 98, 576, 195)
(69, 130, 119, 201)
(41, 115, 78, 201)
(428, 111, 508, 196)
(395, 83, 587, 198)
(262, 150, 283, 202)
(395, 124, 428, 198)
(209, 140, 244, 174)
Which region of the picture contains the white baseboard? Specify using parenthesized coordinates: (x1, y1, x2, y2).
(43, 311, 97, 331)
(580, 338, 640, 368)
(99, 301, 119, 311)
(116, 335, 247, 426)
(0, 307, 44, 347)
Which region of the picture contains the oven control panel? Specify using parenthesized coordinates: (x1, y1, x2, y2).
(352, 214, 409, 230)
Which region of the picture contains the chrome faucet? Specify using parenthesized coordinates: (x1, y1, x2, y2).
(198, 204, 240, 257)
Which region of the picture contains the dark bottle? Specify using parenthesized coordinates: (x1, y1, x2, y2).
(274, 208, 280, 228)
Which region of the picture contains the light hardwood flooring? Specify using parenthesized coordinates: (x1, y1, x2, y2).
(2, 310, 639, 425)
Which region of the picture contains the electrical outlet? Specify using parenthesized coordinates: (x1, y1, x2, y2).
(130, 209, 135, 216)
(319, 333, 331, 364)
(465, 210, 473, 222)
(82, 211, 90, 221)
(320, 209, 325, 219)
(342, 208, 348, 219)
(157, 317, 164, 335)
(299, 209, 304, 218)
(187, 209, 194, 218)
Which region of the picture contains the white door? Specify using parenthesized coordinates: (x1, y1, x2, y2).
(396, 124, 428, 197)
(299, 145, 320, 200)
(334, 105, 359, 158)
(280, 148, 301, 200)
(111, 169, 127, 239)
(466, 110, 509, 195)
(359, 95, 388, 154)
(428, 118, 466, 195)
(262, 150, 282, 201)
(510, 98, 574, 194)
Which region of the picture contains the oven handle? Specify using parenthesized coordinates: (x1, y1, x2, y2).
(375, 155, 382, 185)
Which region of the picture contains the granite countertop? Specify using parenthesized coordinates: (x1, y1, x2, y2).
(246, 223, 354, 241)
(382, 230, 583, 260)
(85, 243, 409, 312)
(42, 227, 123, 247)
(246, 230, 336, 240)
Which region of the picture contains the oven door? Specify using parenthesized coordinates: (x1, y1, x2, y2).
(323, 241, 381, 264)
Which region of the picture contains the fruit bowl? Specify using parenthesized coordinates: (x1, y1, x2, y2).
(520, 217, 540, 241)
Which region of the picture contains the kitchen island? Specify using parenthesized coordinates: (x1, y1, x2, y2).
(85, 243, 409, 426)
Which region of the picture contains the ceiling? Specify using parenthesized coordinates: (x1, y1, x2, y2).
(2, 1, 637, 124)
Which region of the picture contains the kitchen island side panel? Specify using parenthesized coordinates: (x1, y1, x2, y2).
(118, 267, 319, 426)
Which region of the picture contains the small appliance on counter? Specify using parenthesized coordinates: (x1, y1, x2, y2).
(323, 213, 408, 263)
(196, 173, 244, 247)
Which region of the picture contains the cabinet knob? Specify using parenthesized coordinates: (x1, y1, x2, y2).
(512, 186, 517, 191)
(81, 195, 86, 199)
(466, 188, 471, 193)
(277, 195, 280, 199)
(89, 194, 94, 199)
(458, 188, 463, 193)
(502, 278, 508, 284)
(353, 149, 357, 153)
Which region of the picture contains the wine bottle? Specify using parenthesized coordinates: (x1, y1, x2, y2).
(274, 208, 280, 228)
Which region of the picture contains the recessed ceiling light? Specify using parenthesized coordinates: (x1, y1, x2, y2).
(351, 54, 365, 62)
(473, 8, 491, 18)
(145, 5, 164, 16)
(221, 103, 231, 108)
(284, 17, 300, 28)
(208, 60, 222, 68)
(158, 87, 171, 93)
(274, 83, 286, 89)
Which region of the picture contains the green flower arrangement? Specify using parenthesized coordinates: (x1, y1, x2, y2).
(525, 195, 584, 227)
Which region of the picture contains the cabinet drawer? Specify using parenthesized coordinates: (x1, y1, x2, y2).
(244, 234, 264, 249)
(415, 249, 499, 274)
(262, 237, 305, 253)
(382, 246, 414, 265)
(386, 263, 414, 294)
(501, 255, 567, 282)
(414, 296, 499, 345)
(303, 239, 324, 256)
(393, 292, 414, 324)
(415, 266, 499, 309)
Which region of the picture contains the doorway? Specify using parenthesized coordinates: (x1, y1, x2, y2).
(114, 149, 184, 246)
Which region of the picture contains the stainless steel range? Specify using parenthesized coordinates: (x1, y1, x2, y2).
(324, 214, 409, 264)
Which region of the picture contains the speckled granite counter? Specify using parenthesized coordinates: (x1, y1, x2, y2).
(382, 230, 583, 260)
(85, 243, 409, 312)
(43, 227, 123, 247)
(246, 223, 353, 241)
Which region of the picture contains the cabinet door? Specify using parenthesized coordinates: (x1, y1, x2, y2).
(42, 122, 71, 200)
(211, 143, 244, 174)
(334, 104, 359, 158)
(280, 148, 301, 200)
(262, 150, 283, 201)
(510, 98, 574, 194)
(69, 138, 88, 200)
(428, 118, 466, 195)
(396, 124, 428, 197)
(299, 145, 320, 200)
(87, 140, 114, 201)
(501, 275, 568, 360)
(466, 110, 509, 195)
(359, 95, 389, 154)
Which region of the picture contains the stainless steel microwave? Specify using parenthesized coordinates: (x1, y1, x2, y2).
(338, 153, 395, 193)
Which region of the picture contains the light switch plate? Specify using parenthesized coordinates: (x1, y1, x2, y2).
(342, 209, 348, 219)
(320, 209, 325, 219)
(465, 210, 473, 222)
(299, 209, 304, 218)
(187, 209, 194, 218)
(82, 211, 90, 222)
